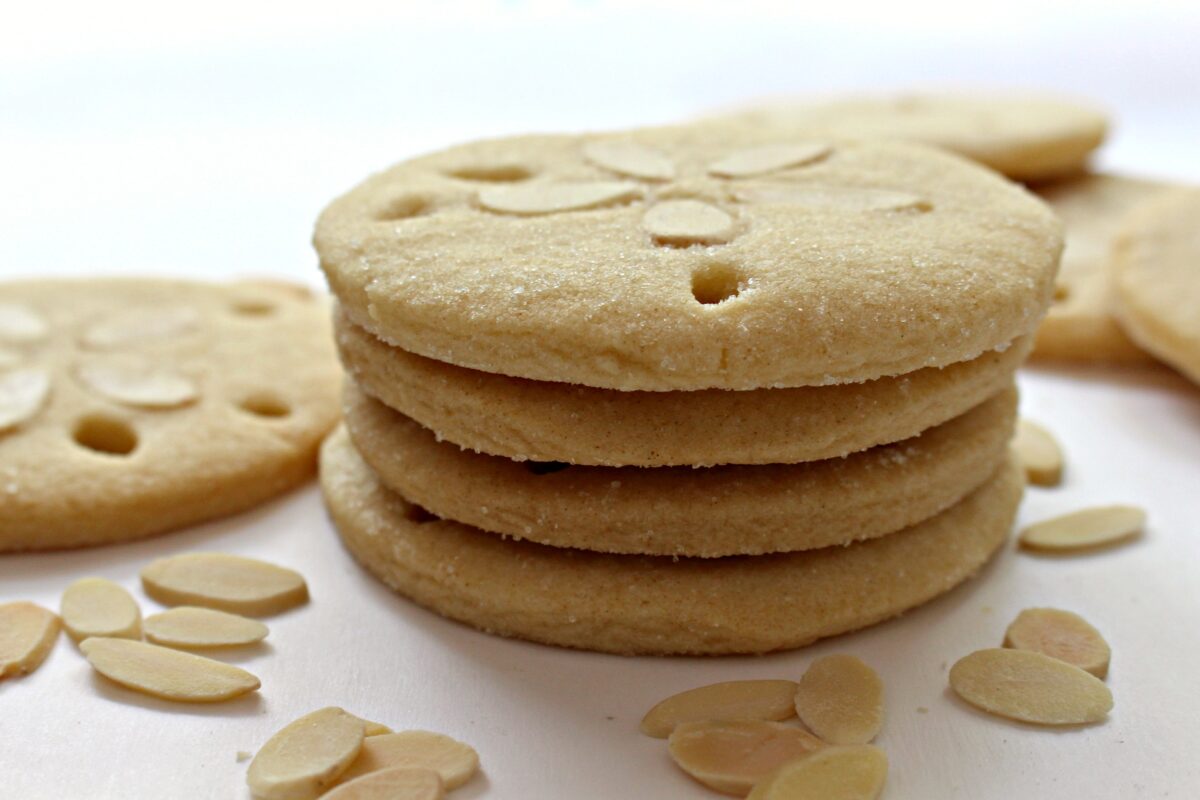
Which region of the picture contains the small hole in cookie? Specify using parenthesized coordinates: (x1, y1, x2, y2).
(238, 392, 291, 419)
(691, 263, 744, 305)
(376, 195, 431, 222)
(73, 413, 138, 456)
(525, 461, 570, 475)
(231, 298, 276, 317)
(446, 165, 533, 183)
(405, 503, 437, 524)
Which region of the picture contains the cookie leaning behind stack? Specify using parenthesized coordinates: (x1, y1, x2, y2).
(0, 278, 341, 551)
(314, 125, 1063, 654)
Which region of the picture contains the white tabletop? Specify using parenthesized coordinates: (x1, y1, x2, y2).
(3, 4, 1200, 798)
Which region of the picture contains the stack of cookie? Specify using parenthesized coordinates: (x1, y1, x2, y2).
(315, 124, 1063, 655)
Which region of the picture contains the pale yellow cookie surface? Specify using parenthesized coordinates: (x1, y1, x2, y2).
(707, 91, 1107, 181)
(0, 279, 340, 551)
(337, 309, 1030, 467)
(320, 428, 1022, 655)
(344, 382, 1015, 556)
(316, 128, 1060, 390)
(1033, 174, 1175, 362)
(1113, 188, 1200, 384)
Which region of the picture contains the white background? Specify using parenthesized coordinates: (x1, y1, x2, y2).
(2, 2, 1199, 798)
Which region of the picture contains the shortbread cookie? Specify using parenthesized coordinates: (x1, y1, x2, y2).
(0, 278, 340, 551)
(344, 382, 1016, 556)
(316, 128, 1061, 391)
(337, 310, 1030, 466)
(1113, 188, 1200, 384)
(1032, 174, 1174, 362)
(320, 428, 1022, 655)
(706, 92, 1107, 182)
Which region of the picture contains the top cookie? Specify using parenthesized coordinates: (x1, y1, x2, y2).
(317, 127, 1061, 391)
(706, 92, 1108, 182)
(1112, 188, 1200, 384)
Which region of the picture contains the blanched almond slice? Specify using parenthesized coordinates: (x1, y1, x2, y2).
(81, 307, 201, 349)
(643, 200, 735, 245)
(354, 718, 394, 737)
(709, 142, 832, 178)
(144, 607, 268, 649)
(794, 655, 884, 745)
(1013, 419, 1063, 486)
(0, 303, 49, 343)
(640, 680, 799, 738)
(1019, 505, 1145, 551)
(746, 745, 887, 800)
(248, 707, 365, 800)
(322, 767, 444, 800)
(80, 637, 260, 702)
(0, 601, 60, 679)
(583, 141, 675, 180)
(478, 181, 641, 215)
(0, 367, 51, 432)
(1004, 608, 1111, 679)
(76, 363, 198, 409)
(141, 552, 308, 616)
(739, 185, 930, 211)
(335, 731, 479, 789)
(949, 648, 1113, 725)
(0, 349, 20, 369)
(669, 720, 825, 795)
(60, 577, 142, 642)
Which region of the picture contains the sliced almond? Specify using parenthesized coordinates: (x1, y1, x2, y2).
(248, 707, 366, 800)
(1019, 505, 1145, 552)
(739, 185, 930, 211)
(640, 680, 799, 738)
(144, 606, 268, 649)
(80, 637, 260, 702)
(949, 648, 1112, 725)
(0, 601, 60, 679)
(1013, 419, 1063, 486)
(0, 303, 49, 343)
(353, 717, 394, 737)
(335, 731, 479, 790)
(643, 200, 735, 245)
(60, 577, 142, 642)
(141, 552, 308, 616)
(477, 181, 641, 215)
(1004, 608, 1111, 679)
(81, 307, 201, 349)
(0, 367, 51, 432)
(708, 142, 832, 178)
(669, 720, 825, 795)
(794, 655, 884, 745)
(322, 767, 444, 800)
(583, 141, 676, 181)
(746, 745, 887, 800)
(76, 362, 198, 409)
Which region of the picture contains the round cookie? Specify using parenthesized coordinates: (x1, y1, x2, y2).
(1112, 188, 1200, 384)
(321, 429, 1022, 655)
(1032, 174, 1175, 363)
(344, 382, 1017, 556)
(706, 92, 1108, 182)
(316, 127, 1061, 391)
(337, 309, 1031, 466)
(0, 278, 341, 551)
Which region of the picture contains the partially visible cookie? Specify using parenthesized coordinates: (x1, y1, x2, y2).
(336, 308, 1030, 466)
(344, 381, 1016, 556)
(1033, 174, 1175, 362)
(0, 278, 340, 551)
(1112, 189, 1200, 385)
(705, 92, 1107, 182)
(316, 129, 1061, 390)
(321, 427, 1023, 655)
